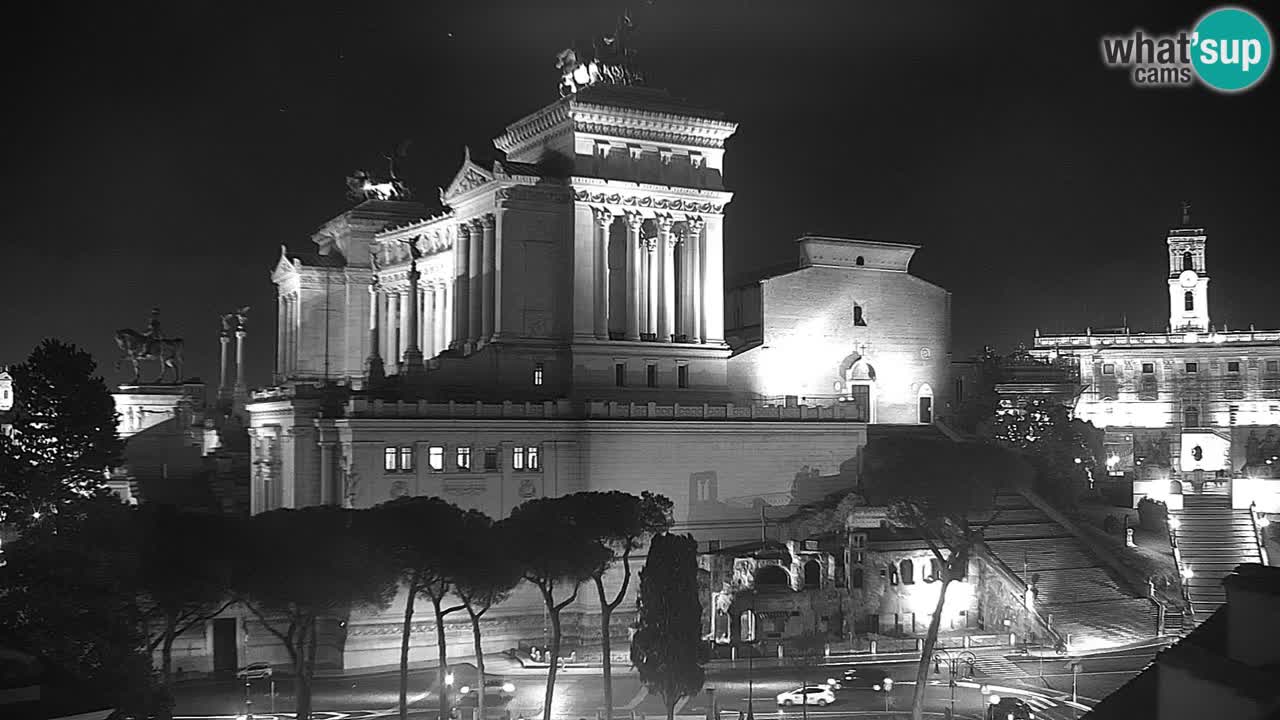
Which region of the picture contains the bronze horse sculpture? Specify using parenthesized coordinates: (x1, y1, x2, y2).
(114, 329, 184, 384)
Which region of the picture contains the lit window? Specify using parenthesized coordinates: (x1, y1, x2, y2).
(428, 446, 444, 472)
(527, 445, 540, 471)
(534, 362, 544, 386)
(889, 569, 899, 586)
(615, 362, 626, 387)
(1186, 362, 1198, 374)
(1102, 364, 1115, 375)
(1228, 361, 1241, 373)
(1142, 363, 1155, 374)
(456, 446, 472, 470)
(484, 448, 498, 471)
(646, 364, 657, 388)
(677, 364, 689, 389)
(399, 447, 414, 472)
(513, 446, 525, 471)
(384, 447, 397, 472)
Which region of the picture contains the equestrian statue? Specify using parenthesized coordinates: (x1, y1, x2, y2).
(115, 307, 185, 384)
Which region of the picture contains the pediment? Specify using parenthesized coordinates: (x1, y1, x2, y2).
(271, 245, 298, 281)
(442, 147, 495, 202)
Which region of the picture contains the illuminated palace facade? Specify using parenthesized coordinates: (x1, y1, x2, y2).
(242, 83, 952, 670)
(1030, 212, 1280, 512)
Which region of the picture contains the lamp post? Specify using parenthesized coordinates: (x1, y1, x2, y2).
(932, 648, 975, 719)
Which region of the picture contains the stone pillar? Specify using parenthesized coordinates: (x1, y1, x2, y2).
(284, 295, 295, 376)
(658, 216, 676, 342)
(219, 332, 231, 397)
(387, 292, 400, 374)
(319, 441, 337, 506)
(468, 218, 483, 349)
(703, 215, 726, 344)
(439, 284, 450, 353)
(402, 251, 425, 375)
(422, 285, 434, 358)
(493, 211, 504, 339)
(625, 212, 642, 341)
(234, 328, 247, 394)
(646, 238, 659, 337)
(593, 208, 612, 339)
(687, 217, 705, 343)
(481, 214, 496, 343)
(367, 284, 384, 383)
(275, 297, 285, 380)
(453, 224, 471, 350)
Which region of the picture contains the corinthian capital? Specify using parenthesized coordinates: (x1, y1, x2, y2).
(592, 206, 614, 229)
(457, 222, 472, 239)
(656, 215, 676, 234)
(625, 211, 645, 233)
(686, 216, 706, 237)
(480, 213, 496, 230)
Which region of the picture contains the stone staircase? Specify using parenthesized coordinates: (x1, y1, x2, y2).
(978, 492, 1158, 648)
(1171, 493, 1264, 621)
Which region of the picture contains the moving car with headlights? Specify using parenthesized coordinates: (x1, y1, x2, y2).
(457, 677, 517, 704)
(834, 666, 891, 691)
(989, 696, 1034, 720)
(236, 662, 273, 680)
(775, 685, 836, 706)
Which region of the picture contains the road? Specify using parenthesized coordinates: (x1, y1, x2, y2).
(172, 644, 1167, 720)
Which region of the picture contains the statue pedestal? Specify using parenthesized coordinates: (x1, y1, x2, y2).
(114, 382, 205, 439)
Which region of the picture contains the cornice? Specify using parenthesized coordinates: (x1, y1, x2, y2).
(571, 182, 730, 216)
(494, 101, 573, 155)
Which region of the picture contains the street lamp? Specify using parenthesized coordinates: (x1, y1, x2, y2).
(933, 648, 976, 719)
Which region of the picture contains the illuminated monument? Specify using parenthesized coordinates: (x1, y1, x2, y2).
(240, 21, 953, 671)
(1031, 204, 1280, 513)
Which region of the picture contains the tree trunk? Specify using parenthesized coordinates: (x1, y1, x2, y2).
(665, 696, 676, 720)
(541, 589, 563, 720)
(595, 576, 614, 720)
(432, 596, 451, 720)
(159, 615, 176, 720)
(911, 577, 953, 720)
(295, 614, 315, 720)
(400, 579, 419, 720)
(470, 609, 485, 720)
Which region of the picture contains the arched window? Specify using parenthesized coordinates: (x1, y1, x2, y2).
(925, 558, 941, 583)
(1168, 480, 1184, 496)
(1185, 291, 1194, 311)
(1184, 406, 1199, 428)
(853, 305, 867, 326)
(852, 568, 864, 589)
(918, 383, 934, 424)
(855, 256, 865, 266)
(1183, 251, 1194, 271)
(803, 560, 821, 589)
(899, 559, 915, 585)
(755, 565, 789, 590)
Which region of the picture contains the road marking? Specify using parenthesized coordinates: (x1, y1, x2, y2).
(672, 695, 690, 714)
(624, 686, 649, 709)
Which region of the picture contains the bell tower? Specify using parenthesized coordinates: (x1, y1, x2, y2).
(1167, 202, 1210, 333)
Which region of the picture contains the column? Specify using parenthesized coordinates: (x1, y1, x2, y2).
(687, 217, 705, 343)
(275, 297, 285, 378)
(481, 214, 496, 343)
(593, 207, 612, 339)
(319, 441, 336, 505)
(402, 252, 424, 374)
(452, 224, 470, 349)
(703, 215, 725, 344)
(625, 212, 642, 341)
(422, 285, 434, 358)
(219, 332, 231, 395)
(658, 216, 676, 342)
(367, 284, 384, 382)
(441, 284, 452, 352)
(234, 328, 247, 393)
(387, 292, 400, 373)
(285, 294, 296, 375)
(646, 238, 659, 337)
(399, 289, 412, 363)
(468, 218, 483, 348)
(493, 211, 504, 339)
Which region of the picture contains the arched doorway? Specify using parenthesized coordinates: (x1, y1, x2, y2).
(917, 383, 934, 424)
(755, 564, 790, 590)
(838, 352, 877, 422)
(803, 559, 821, 589)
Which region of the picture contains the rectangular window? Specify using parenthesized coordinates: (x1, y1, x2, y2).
(677, 364, 689, 389)
(1228, 360, 1241, 373)
(484, 448, 498, 471)
(398, 447, 414, 472)
(384, 447, 398, 472)
(456, 446, 472, 470)
(1186, 362, 1199, 374)
(850, 534, 866, 549)
(1269, 360, 1279, 373)
(527, 445, 540, 471)
(615, 362, 626, 387)
(1142, 363, 1155, 374)
(1102, 363, 1115, 375)
(428, 446, 444, 472)
(646, 364, 657, 388)
(513, 446, 525, 471)
(534, 362, 544, 386)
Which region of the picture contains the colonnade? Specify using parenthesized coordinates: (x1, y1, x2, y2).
(593, 210, 710, 343)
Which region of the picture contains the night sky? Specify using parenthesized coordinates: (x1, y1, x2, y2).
(4, 1, 1278, 391)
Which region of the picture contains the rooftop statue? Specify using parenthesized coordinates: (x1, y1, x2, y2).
(557, 10, 644, 96)
(115, 308, 185, 384)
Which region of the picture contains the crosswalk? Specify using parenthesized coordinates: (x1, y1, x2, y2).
(969, 654, 1031, 679)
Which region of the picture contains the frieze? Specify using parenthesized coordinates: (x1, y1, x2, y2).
(572, 189, 723, 214)
(494, 186, 573, 205)
(443, 478, 487, 496)
(573, 120, 730, 150)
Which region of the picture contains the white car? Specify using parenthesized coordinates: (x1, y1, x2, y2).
(775, 685, 836, 707)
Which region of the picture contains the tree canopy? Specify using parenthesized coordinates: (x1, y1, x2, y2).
(631, 532, 705, 720)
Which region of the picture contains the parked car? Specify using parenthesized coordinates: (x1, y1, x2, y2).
(236, 662, 273, 680)
(775, 685, 836, 707)
(990, 696, 1034, 720)
(837, 666, 891, 691)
